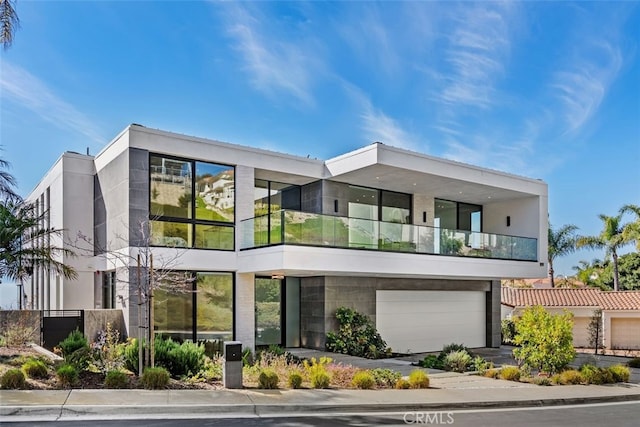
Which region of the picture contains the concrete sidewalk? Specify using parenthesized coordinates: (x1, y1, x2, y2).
(2, 372, 640, 421)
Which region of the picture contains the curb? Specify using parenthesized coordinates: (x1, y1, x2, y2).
(2, 392, 639, 420)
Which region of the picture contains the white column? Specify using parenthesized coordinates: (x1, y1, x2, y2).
(235, 272, 255, 350)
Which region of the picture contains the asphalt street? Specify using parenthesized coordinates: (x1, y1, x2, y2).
(3, 401, 639, 427)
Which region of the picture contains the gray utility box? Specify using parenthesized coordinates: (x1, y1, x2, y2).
(223, 341, 242, 389)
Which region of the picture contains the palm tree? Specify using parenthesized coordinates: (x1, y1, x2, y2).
(0, 0, 20, 50)
(577, 212, 634, 291)
(0, 157, 20, 202)
(0, 200, 77, 284)
(548, 223, 579, 288)
(620, 204, 640, 251)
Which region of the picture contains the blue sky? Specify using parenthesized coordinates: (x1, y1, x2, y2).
(1, 1, 639, 304)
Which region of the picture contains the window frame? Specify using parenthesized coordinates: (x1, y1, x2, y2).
(149, 153, 236, 251)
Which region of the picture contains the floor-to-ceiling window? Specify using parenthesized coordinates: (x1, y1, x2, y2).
(255, 277, 282, 346)
(253, 179, 301, 245)
(348, 185, 412, 249)
(154, 271, 234, 342)
(434, 199, 483, 254)
(150, 154, 235, 250)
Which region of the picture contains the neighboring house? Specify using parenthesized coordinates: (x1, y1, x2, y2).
(23, 124, 548, 353)
(502, 287, 640, 350)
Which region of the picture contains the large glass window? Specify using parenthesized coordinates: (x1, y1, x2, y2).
(154, 289, 193, 342)
(381, 191, 411, 224)
(255, 277, 282, 346)
(434, 199, 482, 231)
(154, 271, 234, 342)
(150, 221, 191, 247)
(254, 179, 301, 216)
(150, 154, 234, 250)
(349, 186, 379, 220)
(102, 271, 116, 309)
(150, 157, 192, 219)
(196, 273, 234, 341)
(195, 162, 235, 222)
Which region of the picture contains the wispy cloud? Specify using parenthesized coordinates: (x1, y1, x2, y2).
(224, 4, 320, 106)
(436, 3, 513, 110)
(336, 4, 400, 75)
(342, 81, 420, 151)
(552, 40, 623, 134)
(0, 62, 104, 144)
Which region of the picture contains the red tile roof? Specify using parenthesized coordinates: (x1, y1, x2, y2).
(501, 287, 640, 311)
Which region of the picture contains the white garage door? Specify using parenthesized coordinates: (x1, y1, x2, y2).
(573, 317, 591, 348)
(376, 290, 486, 354)
(611, 318, 640, 350)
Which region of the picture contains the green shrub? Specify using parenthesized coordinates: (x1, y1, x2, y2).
(472, 356, 493, 374)
(420, 354, 443, 369)
(310, 371, 331, 389)
(352, 371, 376, 389)
(370, 368, 402, 388)
(65, 347, 91, 371)
(627, 358, 640, 368)
(258, 369, 279, 389)
(441, 343, 471, 356)
(395, 378, 411, 389)
(1, 368, 26, 389)
(59, 329, 88, 358)
(153, 336, 180, 375)
(21, 359, 48, 379)
(484, 368, 500, 379)
(558, 369, 583, 385)
(608, 364, 631, 383)
(550, 373, 562, 384)
(512, 306, 576, 374)
(304, 357, 332, 389)
(104, 370, 129, 389)
(170, 340, 205, 377)
(579, 364, 616, 385)
(288, 372, 303, 389)
(532, 376, 551, 386)
(56, 364, 79, 387)
(123, 338, 142, 374)
(499, 365, 521, 381)
(141, 367, 170, 389)
(326, 307, 390, 359)
(408, 369, 429, 389)
(443, 350, 472, 373)
(200, 356, 223, 381)
(501, 318, 517, 344)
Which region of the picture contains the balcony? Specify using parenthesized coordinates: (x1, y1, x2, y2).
(240, 210, 537, 262)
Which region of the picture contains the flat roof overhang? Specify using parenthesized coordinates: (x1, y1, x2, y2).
(238, 245, 546, 280)
(325, 144, 547, 205)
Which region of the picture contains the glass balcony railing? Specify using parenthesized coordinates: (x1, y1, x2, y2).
(240, 210, 538, 262)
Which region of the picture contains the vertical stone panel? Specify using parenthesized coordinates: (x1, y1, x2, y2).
(487, 279, 501, 348)
(322, 181, 349, 216)
(301, 180, 322, 213)
(235, 273, 255, 350)
(300, 277, 326, 349)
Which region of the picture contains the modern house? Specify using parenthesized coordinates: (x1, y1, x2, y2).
(24, 124, 548, 353)
(502, 287, 640, 350)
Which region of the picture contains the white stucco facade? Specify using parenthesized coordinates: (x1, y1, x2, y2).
(24, 124, 548, 351)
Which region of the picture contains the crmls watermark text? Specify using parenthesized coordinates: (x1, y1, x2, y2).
(403, 411, 455, 424)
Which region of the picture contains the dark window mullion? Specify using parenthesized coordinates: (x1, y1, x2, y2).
(192, 272, 197, 342)
(191, 160, 196, 246)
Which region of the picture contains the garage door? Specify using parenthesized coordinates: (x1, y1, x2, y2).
(572, 317, 591, 348)
(376, 290, 486, 354)
(611, 318, 640, 350)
